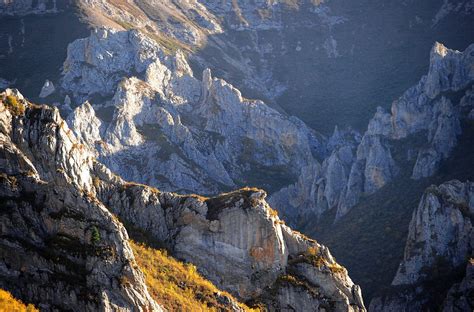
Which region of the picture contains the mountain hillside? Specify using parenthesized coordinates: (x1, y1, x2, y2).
(0, 88, 365, 310)
(370, 180, 474, 311)
(1, 1, 473, 311)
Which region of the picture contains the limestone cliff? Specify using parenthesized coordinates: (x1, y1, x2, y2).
(2, 1, 473, 229)
(273, 42, 474, 223)
(0, 88, 365, 311)
(0, 89, 161, 311)
(370, 180, 474, 311)
(62, 27, 324, 196)
(60, 26, 474, 228)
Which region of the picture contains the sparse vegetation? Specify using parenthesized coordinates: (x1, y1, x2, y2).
(0, 173, 18, 189)
(288, 245, 346, 274)
(268, 207, 279, 218)
(114, 19, 134, 30)
(274, 274, 320, 298)
(188, 194, 209, 202)
(205, 187, 264, 221)
(327, 262, 346, 274)
(303, 246, 326, 268)
(3, 95, 25, 116)
(145, 31, 192, 55)
(0, 289, 38, 312)
(130, 241, 259, 311)
(92, 177, 101, 189)
(121, 181, 160, 194)
(91, 226, 101, 244)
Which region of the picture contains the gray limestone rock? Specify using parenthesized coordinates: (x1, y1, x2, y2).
(392, 180, 473, 286)
(370, 180, 474, 311)
(38, 79, 55, 98)
(0, 88, 366, 311)
(0, 89, 162, 311)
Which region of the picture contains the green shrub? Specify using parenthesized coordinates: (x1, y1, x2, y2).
(91, 226, 101, 244)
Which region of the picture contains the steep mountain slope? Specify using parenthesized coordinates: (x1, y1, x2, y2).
(273, 42, 474, 225)
(370, 180, 473, 311)
(308, 117, 474, 302)
(129, 241, 251, 311)
(3, 0, 474, 131)
(1, 1, 473, 225)
(0, 89, 365, 310)
(1, 1, 474, 310)
(58, 28, 474, 229)
(0, 90, 161, 311)
(61, 27, 324, 196)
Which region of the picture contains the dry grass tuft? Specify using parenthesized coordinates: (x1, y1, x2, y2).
(0, 289, 38, 312)
(3, 95, 25, 116)
(130, 241, 259, 312)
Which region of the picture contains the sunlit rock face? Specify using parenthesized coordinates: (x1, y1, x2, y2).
(0, 89, 366, 311)
(2, 0, 474, 229)
(0, 89, 162, 311)
(95, 177, 367, 311)
(62, 24, 474, 227)
(62, 27, 325, 196)
(1, 1, 474, 310)
(370, 180, 474, 311)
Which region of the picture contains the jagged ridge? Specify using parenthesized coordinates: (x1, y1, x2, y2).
(0, 89, 365, 311)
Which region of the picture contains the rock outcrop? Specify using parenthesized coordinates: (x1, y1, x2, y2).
(4, 0, 471, 228)
(0, 89, 161, 311)
(269, 127, 360, 224)
(61, 26, 474, 227)
(370, 180, 474, 311)
(94, 172, 366, 311)
(62, 27, 325, 195)
(272, 42, 474, 222)
(0, 89, 365, 311)
(38, 80, 55, 98)
(393, 180, 473, 286)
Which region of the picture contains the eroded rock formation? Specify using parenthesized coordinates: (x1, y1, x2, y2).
(0, 89, 365, 311)
(370, 180, 474, 311)
(0, 89, 161, 311)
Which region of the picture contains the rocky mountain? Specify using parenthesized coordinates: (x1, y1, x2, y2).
(0, 89, 161, 311)
(273, 42, 474, 224)
(1, 0, 474, 310)
(1, 2, 472, 224)
(59, 26, 325, 196)
(41, 25, 473, 230)
(0, 88, 365, 310)
(370, 180, 473, 311)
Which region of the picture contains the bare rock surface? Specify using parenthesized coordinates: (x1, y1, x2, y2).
(63, 27, 325, 196)
(370, 180, 474, 311)
(0, 88, 365, 311)
(0, 89, 161, 311)
(273, 42, 474, 222)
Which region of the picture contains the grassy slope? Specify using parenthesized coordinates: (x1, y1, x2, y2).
(0, 289, 38, 312)
(130, 241, 258, 312)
